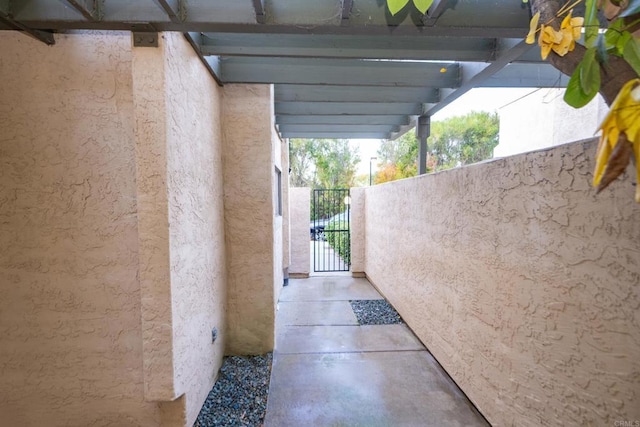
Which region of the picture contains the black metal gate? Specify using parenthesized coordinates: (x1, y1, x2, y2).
(311, 189, 351, 272)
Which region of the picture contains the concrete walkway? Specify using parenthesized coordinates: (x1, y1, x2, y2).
(264, 276, 489, 426)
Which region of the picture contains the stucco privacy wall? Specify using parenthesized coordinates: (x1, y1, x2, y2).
(0, 32, 162, 424)
(361, 138, 640, 426)
(349, 187, 366, 276)
(160, 32, 227, 425)
(290, 188, 311, 276)
(222, 84, 280, 355)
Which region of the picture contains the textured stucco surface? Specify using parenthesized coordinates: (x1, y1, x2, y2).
(0, 32, 161, 425)
(163, 33, 226, 426)
(362, 139, 640, 426)
(289, 188, 311, 276)
(222, 84, 279, 355)
(0, 30, 227, 427)
(132, 32, 176, 403)
(349, 187, 366, 275)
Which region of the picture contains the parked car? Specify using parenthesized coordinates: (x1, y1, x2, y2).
(310, 211, 350, 241)
(310, 218, 329, 241)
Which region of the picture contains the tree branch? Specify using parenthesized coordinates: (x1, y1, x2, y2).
(531, 0, 639, 106)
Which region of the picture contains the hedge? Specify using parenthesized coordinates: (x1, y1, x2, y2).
(325, 220, 350, 265)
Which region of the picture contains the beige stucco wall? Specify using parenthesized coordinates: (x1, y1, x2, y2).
(1, 31, 227, 427)
(0, 32, 162, 425)
(222, 84, 280, 355)
(132, 31, 177, 405)
(289, 188, 311, 276)
(349, 187, 366, 276)
(363, 138, 640, 426)
(132, 33, 227, 426)
(162, 33, 226, 425)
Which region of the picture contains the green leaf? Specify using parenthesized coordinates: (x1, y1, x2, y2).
(564, 62, 598, 108)
(623, 35, 640, 75)
(617, 31, 632, 54)
(584, 0, 599, 48)
(412, 0, 434, 14)
(387, 0, 410, 15)
(619, 0, 640, 17)
(579, 47, 601, 96)
(604, 19, 624, 52)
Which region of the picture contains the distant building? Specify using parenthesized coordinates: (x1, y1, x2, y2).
(494, 88, 608, 158)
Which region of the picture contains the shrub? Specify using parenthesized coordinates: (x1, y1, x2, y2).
(325, 220, 350, 265)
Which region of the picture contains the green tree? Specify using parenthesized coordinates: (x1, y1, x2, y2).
(289, 138, 361, 188)
(289, 138, 318, 187)
(311, 139, 360, 189)
(374, 111, 499, 183)
(375, 131, 418, 183)
(430, 111, 499, 171)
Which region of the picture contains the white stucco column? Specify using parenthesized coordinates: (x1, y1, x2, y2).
(289, 187, 311, 277)
(349, 187, 366, 277)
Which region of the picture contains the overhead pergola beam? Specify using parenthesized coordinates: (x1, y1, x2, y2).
(199, 33, 498, 61)
(10, 19, 528, 39)
(61, 0, 103, 21)
(279, 124, 399, 134)
(275, 85, 439, 103)
(275, 115, 411, 126)
(479, 63, 568, 88)
(252, 0, 266, 24)
(220, 57, 460, 87)
(425, 39, 534, 116)
(153, 0, 186, 23)
(282, 131, 390, 139)
(184, 32, 223, 86)
(0, 6, 54, 45)
(275, 102, 424, 116)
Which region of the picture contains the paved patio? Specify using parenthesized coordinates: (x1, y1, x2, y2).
(264, 276, 489, 426)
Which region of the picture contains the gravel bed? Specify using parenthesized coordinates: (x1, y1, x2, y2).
(350, 299, 403, 325)
(194, 353, 272, 427)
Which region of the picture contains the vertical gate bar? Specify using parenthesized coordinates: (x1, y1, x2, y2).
(318, 190, 327, 271)
(314, 189, 317, 273)
(338, 189, 341, 271)
(333, 189, 336, 272)
(330, 189, 333, 272)
(339, 190, 342, 270)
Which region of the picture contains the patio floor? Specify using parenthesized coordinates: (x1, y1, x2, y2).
(264, 276, 490, 426)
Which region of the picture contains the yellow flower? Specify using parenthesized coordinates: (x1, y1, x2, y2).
(559, 12, 583, 55)
(526, 11, 540, 44)
(536, 10, 583, 60)
(538, 25, 562, 60)
(594, 79, 640, 202)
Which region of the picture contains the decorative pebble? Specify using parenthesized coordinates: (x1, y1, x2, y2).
(194, 353, 272, 427)
(350, 299, 403, 325)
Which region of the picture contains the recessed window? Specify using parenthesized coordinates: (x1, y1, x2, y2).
(275, 167, 282, 216)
